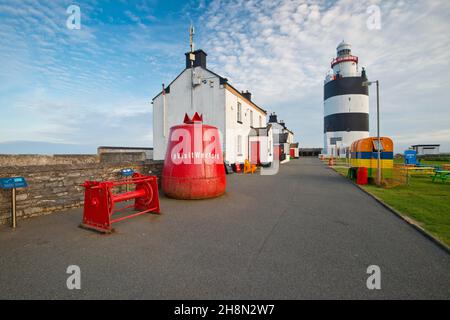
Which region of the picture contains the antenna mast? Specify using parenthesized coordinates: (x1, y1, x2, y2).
(189, 25, 195, 52)
(189, 25, 195, 110)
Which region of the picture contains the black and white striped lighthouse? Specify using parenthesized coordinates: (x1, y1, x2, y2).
(323, 41, 369, 156)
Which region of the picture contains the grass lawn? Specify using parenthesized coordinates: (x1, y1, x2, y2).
(333, 165, 450, 248)
(394, 158, 450, 167)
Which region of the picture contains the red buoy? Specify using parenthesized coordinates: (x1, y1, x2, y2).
(162, 113, 226, 199)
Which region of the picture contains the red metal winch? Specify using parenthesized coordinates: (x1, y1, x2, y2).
(80, 173, 160, 233)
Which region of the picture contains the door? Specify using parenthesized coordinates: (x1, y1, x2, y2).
(274, 145, 282, 161)
(250, 141, 261, 165)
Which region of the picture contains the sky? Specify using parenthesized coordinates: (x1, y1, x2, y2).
(0, 0, 449, 154)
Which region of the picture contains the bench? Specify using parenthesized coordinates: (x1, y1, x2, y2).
(406, 166, 436, 176)
(432, 170, 450, 183)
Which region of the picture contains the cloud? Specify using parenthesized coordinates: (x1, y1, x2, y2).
(0, 0, 196, 152)
(198, 0, 450, 151)
(3, 86, 154, 146)
(1, 0, 449, 153)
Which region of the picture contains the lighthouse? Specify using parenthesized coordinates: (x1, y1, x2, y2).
(323, 41, 369, 157)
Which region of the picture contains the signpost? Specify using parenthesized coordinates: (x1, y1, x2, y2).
(120, 168, 135, 192)
(0, 177, 28, 228)
(362, 80, 381, 185)
(120, 168, 135, 178)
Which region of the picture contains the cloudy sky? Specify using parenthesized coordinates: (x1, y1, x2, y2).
(0, 0, 449, 154)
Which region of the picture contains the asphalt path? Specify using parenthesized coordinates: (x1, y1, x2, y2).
(0, 158, 449, 299)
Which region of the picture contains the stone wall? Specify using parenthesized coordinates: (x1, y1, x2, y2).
(0, 158, 163, 225)
(100, 152, 146, 163)
(0, 154, 99, 167)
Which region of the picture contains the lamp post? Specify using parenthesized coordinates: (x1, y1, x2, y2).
(362, 80, 381, 185)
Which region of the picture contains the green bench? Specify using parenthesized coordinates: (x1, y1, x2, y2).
(432, 170, 450, 183)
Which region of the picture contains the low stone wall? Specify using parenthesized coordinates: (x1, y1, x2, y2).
(0, 160, 163, 225)
(100, 152, 146, 163)
(0, 154, 99, 167)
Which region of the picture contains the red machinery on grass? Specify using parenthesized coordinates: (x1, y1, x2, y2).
(80, 173, 160, 233)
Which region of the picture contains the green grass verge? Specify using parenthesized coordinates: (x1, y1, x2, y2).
(334, 166, 450, 247)
(394, 158, 450, 167)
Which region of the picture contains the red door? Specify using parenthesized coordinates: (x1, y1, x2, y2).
(274, 145, 281, 161)
(250, 141, 260, 165)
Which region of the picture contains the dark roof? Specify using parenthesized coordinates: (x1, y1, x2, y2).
(284, 127, 294, 135)
(199, 67, 267, 114)
(411, 144, 440, 147)
(249, 125, 271, 137)
(275, 133, 288, 143)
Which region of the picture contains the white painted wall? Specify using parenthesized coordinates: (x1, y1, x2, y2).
(323, 41, 368, 156)
(268, 122, 294, 161)
(324, 130, 369, 156)
(323, 94, 369, 154)
(248, 126, 273, 164)
(324, 95, 369, 116)
(332, 60, 358, 77)
(153, 66, 268, 164)
(415, 146, 440, 155)
(224, 89, 267, 164)
(287, 131, 294, 144)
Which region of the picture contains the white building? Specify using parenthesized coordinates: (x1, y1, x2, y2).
(411, 144, 440, 155)
(152, 49, 272, 165)
(268, 113, 295, 162)
(248, 125, 274, 165)
(323, 41, 369, 157)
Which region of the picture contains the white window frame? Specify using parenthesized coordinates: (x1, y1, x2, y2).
(237, 135, 242, 155)
(237, 102, 242, 123)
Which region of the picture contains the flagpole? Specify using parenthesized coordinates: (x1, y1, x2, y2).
(162, 83, 166, 137)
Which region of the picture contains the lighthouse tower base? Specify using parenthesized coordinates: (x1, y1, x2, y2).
(324, 131, 369, 158)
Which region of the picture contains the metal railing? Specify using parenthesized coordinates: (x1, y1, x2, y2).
(331, 55, 358, 68)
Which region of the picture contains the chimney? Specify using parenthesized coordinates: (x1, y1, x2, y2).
(268, 112, 278, 123)
(185, 49, 207, 69)
(241, 90, 252, 101)
(279, 120, 286, 128)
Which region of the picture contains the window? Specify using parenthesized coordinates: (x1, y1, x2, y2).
(372, 140, 384, 151)
(330, 137, 342, 145)
(250, 110, 253, 127)
(237, 135, 242, 155)
(259, 115, 262, 127)
(237, 102, 242, 123)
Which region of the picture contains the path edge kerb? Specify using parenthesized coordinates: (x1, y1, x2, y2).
(329, 166, 450, 254)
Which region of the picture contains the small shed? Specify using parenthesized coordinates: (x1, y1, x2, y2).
(248, 125, 273, 165)
(290, 143, 299, 159)
(411, 144, 440, 156)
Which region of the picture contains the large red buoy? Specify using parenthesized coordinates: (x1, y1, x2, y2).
(162, 113, 226, 199)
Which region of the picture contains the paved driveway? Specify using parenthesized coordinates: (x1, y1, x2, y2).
(0, 158, 448, 299)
